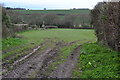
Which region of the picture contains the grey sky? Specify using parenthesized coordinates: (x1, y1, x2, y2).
(1, 0, 105, 10)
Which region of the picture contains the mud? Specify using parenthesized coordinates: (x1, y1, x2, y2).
(50, 46, 81, 78)
(2, 39, 82, 78)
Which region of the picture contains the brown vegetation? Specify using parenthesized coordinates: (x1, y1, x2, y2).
(2, 7, 14, 38)
(91, 2, 120, 52)
(2, 8, 29, 38)
(6, 10, 91, 28)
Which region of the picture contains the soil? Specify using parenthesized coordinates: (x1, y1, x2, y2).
(50, 46, 81, 78)
(2, 39, 82, 78)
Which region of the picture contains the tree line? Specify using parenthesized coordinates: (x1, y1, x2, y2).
(5, 7, 26, 10)
(7, 9, 91, 28)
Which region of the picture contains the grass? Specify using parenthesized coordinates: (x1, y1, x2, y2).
(19, 29, 96, 43)
(2, 43, 35, 60)
(2, 29, 96, 60)
(2, 37, 26, 51)
(72, 42, 120, 78)
(2, 29, 96, 72)
(2, 29, 119, 78)
(10, 9, 90, 15)
(2, 37, 39, 60)
(5, 29, 95, 76)
(2, 29, 96, 50)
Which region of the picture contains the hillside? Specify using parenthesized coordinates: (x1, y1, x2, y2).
(7, 9, 91, 28)
(10, 9, 90, 14)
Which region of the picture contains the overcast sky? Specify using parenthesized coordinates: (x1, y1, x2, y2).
(1, 0, 106, 10)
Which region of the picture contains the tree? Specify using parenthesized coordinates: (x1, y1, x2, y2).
(63, 14, 77, 28)
(2, 7, 14, 38)
(43, 13, 59, 25)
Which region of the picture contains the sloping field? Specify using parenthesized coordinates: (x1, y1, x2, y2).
(2, 29, 96, 78)
(11, 9, 90, 15)
(7, 9, 91, 25)
(20, 29, 96, 43)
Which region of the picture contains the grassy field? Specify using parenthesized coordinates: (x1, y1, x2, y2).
(19, 29, 96, 43)
(2, 29, 119, 78)
(2, 29, 96, 59)
(10, 9, 90, 14)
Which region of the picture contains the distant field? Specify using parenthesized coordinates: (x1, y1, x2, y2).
(11, 9, 90, 15)
(7, 9, 91, 25)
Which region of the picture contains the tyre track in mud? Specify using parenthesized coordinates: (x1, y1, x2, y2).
(3, 40, 83, 78)
(3, 48, 52, 78)
(50, 45, 81, 78)
(21, 41, 64, 78)
(49, 41, 92, 78)
(36, 41, 82, 78)
(2, 39, 64, 78)
(2, 43, 38, 72)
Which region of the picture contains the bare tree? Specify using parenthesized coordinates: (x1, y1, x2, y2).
(43, 13, 59, 25)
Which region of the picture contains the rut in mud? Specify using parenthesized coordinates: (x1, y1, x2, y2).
(50, 46, 81, 78)
(2, 39, 82, 78)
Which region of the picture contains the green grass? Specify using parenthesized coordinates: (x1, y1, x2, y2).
(19, 29, 96, 43)
(13, 29, 95, 75)
(0, 38, 2, 50)
(2, 29, 96, 59)
(2, 29, 96, 58)
(2, 43, 35, 60)
(2, 37, 26, 51)
(72, 42, 120, 78)
(2, 29, 96, 67)
(10, 9, 90, 15)
(2, 37, 37, 60)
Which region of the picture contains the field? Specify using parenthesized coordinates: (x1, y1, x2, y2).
(2, 29, 96, 77)
(2, 29, 119, 78)
(7, 9, 91, 26)
(2, 29, 96, 59)
(2, 1, 120, 78)
(20, 29, 96, 43)
(10, 9, 90, 14)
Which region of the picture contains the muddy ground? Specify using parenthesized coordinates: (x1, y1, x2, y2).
(2, 39, 82, 78)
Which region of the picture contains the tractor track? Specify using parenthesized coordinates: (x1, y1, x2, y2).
(50, 45, 81, 78)
(2, 40, 82, 78)
(2, 39, 64, 78)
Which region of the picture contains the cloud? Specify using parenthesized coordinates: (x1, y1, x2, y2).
(2, 0, 104, 9)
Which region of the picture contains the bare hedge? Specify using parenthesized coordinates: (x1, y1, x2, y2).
(2, 7, 29, 38)
(91, 2, 120, 52)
